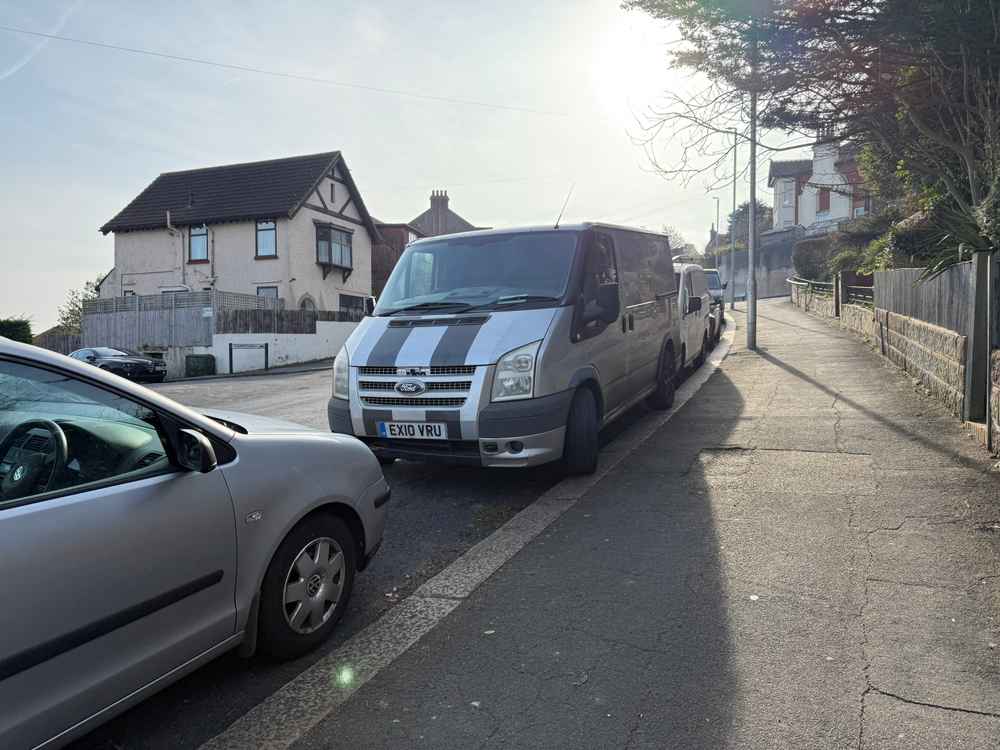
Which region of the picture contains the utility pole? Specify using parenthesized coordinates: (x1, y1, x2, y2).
(713, 196, 720, 256)
(746, 21, 759, 350)
(731, 127, 737, 310)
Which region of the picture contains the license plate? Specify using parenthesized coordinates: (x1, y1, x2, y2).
(377, 421, 447, 440)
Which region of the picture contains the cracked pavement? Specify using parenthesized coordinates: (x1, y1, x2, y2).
(293, 299, 999, 749)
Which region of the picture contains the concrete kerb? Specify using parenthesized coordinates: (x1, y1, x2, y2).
(197, 323, 737, 750)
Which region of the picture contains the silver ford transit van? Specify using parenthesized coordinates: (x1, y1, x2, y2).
(328, 224, 681, 474)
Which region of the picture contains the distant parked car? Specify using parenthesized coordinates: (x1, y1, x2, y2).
(0, 337, 389, 749)
(703, 268, 727, 338)
(69, 346, 167, 382)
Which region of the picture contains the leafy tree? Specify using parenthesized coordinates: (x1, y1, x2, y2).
(623, 0, 1000, 275)
(727, 201, 771, 245)
(0, 318, 33, 344)
(57, 274, 105, 333)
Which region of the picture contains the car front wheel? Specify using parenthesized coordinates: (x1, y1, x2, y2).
(257, 514, 356, 660)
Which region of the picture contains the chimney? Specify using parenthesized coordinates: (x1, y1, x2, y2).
(430, 190, 449, 235)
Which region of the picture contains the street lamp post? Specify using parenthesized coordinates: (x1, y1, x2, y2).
(731, 128, 737, 310)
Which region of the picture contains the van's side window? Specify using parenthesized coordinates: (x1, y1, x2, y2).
(615, 232, 673, 305)
(580, 233, 618, 316)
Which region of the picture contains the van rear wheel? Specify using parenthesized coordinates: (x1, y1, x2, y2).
(562, 388, 599, 475)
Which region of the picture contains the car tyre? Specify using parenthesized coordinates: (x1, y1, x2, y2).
(562, 388, 599, 475)
(647, 346, 676, 411)
(376, 454, 395, 466)
(257, 514, 356, 660)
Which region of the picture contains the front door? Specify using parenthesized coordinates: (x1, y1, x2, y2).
(0, 358, 237, 749)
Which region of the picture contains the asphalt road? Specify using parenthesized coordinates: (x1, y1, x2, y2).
(67, 366, 650, 750)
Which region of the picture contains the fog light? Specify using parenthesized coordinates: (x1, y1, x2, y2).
(483, 442, 499, 453)
(508, 441, 524, 454)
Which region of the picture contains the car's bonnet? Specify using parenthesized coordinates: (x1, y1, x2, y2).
(199, 408, 321, 434)
(343, 308, 560, 368)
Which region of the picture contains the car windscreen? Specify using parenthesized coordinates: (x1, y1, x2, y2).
(375, 231, 580, 315)
(704, 271, 723, 290)
(92, 347, 136, 358)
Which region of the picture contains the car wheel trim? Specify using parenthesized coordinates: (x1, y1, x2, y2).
(282, 536, 345, 635)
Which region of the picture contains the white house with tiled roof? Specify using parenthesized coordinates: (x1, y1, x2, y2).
(99, 152, 381, 314)
(769, 142, 871, 236)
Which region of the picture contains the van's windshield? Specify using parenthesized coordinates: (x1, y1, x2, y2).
(375, 231, 580, 316)
(704, 270, 723, 291)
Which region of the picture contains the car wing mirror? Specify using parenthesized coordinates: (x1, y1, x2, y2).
(177, 428, 218, 473)
(722, 281, 728, 289)
(365, 296, 376, 316)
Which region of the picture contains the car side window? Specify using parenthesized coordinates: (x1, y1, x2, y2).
(0, 360, 172, 506)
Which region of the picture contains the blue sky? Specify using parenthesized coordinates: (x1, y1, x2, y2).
(1, 0, 759, 330)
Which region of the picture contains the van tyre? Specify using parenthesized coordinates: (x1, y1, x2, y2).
(562, 388, 599, 475)
(695, 333, 708, 368)
(647, 347, 676, 410)
(258, 514, 356, 660)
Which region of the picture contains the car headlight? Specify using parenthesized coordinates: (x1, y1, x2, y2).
(491, 341, 541, 402)
(333, 347, 350, 400)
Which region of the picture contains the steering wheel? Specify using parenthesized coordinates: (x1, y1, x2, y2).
(0, 419, 69, 500)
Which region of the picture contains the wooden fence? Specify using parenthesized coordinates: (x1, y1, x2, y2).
(33, 331, 81, 354)
(873, 263, 973, 337)
(215, 308, 364, 335)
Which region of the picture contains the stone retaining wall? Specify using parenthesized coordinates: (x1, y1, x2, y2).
(840, 303, 876, 340)
(790, 284, 837, 318)
(875, 309, 967, 416)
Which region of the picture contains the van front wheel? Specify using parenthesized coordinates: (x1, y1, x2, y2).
(562, 388, 599, 475)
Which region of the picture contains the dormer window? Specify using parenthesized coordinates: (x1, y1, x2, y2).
(817, 187, 831, 213)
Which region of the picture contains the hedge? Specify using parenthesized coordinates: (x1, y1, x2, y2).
(0, 318, 33, 344)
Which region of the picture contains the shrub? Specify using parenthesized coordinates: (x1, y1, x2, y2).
(827, 248, 865, 276)
(792, 237, 833, 281)
(0, 318, 33, 344)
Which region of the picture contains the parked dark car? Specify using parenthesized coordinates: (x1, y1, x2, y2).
(69, 347, 167, 382)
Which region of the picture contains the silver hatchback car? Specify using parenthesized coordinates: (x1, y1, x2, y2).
(0, 337, 389, 749)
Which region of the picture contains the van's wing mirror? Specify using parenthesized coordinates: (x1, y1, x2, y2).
(688, 296, 703, 314)
(722, 281, 728, 289)
(364, 296, 376, 316)
(596, 282, 620, 323)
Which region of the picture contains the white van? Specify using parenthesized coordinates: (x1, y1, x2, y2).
(675, 263, 714, 371)
(328, 224, 682, 474)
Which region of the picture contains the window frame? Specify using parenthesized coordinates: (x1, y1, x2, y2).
(817, 187, 831, 214)
(255, 220, 277, 259)
(256, 285, 279, 299)
(188, 224, 209, 264)
(315, 222, 354, 269)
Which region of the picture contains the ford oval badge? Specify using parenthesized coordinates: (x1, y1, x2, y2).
(396, 380, 426, 395)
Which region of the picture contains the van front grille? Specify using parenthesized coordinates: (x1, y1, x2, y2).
(362, 396, 466, 408)
(357, 365, 477, 376)
(359, 380, 471, 392)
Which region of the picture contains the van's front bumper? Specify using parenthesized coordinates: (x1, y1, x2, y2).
(328, 390, 573, 468)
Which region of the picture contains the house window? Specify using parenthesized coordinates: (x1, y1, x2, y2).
(340, 293, 365, 317)
(189, 225, 208, 262)
(316, 225, 353, 268)
(330, 182, 336, 204)
(299, 296, 317, 312)
(817, 188, 831, 213)
(256, 286, 279, 299)
(256, 220, 277, 258)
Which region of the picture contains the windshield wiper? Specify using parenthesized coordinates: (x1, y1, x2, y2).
(463, 294, 562, 311)
(382, 301, 476, 316)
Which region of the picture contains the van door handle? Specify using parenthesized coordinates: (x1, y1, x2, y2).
(628, 313, 635, 331)
(621, 315, 628, 333)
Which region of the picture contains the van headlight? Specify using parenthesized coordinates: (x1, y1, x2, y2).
(491, 341, 541, 402)
(333, 347, 350, 400)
